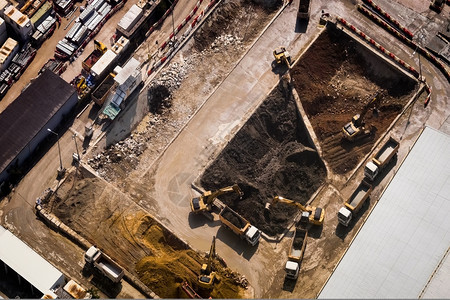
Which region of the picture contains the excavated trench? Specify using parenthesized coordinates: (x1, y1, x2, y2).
(290, 25, 417, 174)
(200, 77, 326, 236)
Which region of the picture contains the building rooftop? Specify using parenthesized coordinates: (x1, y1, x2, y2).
(319, 127, 450, 298)
(0, 70, 76, 177)
(0, 225, 64, 294)
(0, 38, 18, 64)
(4, 5, 30, 27)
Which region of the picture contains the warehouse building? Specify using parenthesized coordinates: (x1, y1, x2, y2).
(0, 225, 65, 298)
(319, 127, 450, 298)
(0, 70, 77, 187)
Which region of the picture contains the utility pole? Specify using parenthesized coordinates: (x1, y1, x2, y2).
(47, 128, 65, 178)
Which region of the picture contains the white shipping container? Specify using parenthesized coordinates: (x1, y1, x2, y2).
(117, 4, 143, 33)
(90, 49, 117, 78)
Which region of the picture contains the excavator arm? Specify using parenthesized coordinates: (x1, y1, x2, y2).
(268, 196, 325, 226)
(190, 184, 243, 214)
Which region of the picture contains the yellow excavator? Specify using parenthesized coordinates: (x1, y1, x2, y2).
(190, 184, 243, 214)
(268, 196, 325, 226)
(198, 236, 218, 289)
(342, 91, 384, 142)
(273, 46, 292, 68)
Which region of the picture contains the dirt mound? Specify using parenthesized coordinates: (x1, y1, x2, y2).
(193, 0, 281, 52)
(201, 78, 326, 236)
(290, 27, 417, 174)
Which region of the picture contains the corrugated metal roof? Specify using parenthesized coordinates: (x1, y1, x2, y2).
(319, 127, 450, 298)
(0, 70, 76, 176)
(0, 225, 64, 294)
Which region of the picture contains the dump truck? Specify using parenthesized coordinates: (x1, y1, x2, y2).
(82, 40, 107, 72)
(338, 180, 373, 227)
(219, 206, 261, 246)
(364, 137, 399, 181)
(297, 0, 311, 20)
(285, 225, 308, 280)
(92, 72, 116, 106)
(84, 246, 124, 283)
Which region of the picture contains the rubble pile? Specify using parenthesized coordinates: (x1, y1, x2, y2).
(88, 132, 147, 176)
(222, 269, 249, 289)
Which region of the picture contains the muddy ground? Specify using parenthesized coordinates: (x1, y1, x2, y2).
(46, 170, 246, 298)
(200, 77, 327, 236)
(291, 26, 418, 174)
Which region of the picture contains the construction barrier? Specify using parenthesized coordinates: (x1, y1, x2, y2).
(336, 16, 420, 78)
(361, 0, 413, 39)
(357, 6, 450, 83)
(147, 0, 219, 76)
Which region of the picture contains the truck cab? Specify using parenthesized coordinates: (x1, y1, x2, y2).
(285, 260, 299, 280)
(364, 161, 379, 181)
(245, 225, 261, 246)
(84, 246, 99, 263)
(337, 207, 352, 227)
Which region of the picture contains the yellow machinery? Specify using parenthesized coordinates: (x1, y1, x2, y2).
(273, 46, 291, 68)
(342, 91, 383, 142)
(269, 196, 325, 226)
(190, 184, 243, 214)
(198, 236, 217, 289)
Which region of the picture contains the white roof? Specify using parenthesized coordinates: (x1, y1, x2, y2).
(117, 4, 142, 32)
(90, 49, 116, 77)
(319, 127, 450, 298)
(114, 57, 140, 85)
(0, 226, 64, 294)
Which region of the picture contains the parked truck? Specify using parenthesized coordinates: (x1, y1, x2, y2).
(285, 226, 308, 280)
(84, 246, 124, 283)
(338, 180, 373, 227)
(297, 0, 311, 20)
(364, 137, 399, 181)
(219, 206, 261, 246)
(92, 72, 116, 106)
(82, 40, 107, 72)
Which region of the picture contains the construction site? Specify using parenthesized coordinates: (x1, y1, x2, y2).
(0, 0, 449, 299)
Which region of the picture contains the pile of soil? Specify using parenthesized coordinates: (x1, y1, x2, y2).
(193, 0, 281, 52)
(201, 77, 326, 236)
(293, 237, 304, 248)
(291, 27, 417, 174)
(221, 208, 246, 228)
(50, 172, 245, 298)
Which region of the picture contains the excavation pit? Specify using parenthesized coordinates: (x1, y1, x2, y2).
(200, 25, 418, 236)
(200, 77, 327, 237)
(290, 24, 418, 174)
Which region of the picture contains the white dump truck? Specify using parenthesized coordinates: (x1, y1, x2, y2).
(84, 246, 124, 283)
(219, 206, 261, 246)
(364, 137, 399, 181)
(285, 222, 308, 280)
(338, 180, 373, 227)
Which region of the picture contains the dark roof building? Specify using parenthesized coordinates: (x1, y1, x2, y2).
(0, 70, 77, 184)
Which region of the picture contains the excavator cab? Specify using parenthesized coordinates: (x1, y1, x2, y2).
(273, 46, 291, 67)
(342, 91, 383, 142)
